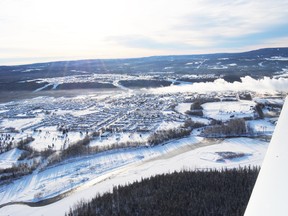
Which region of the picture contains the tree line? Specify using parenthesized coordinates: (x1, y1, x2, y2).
(66, 167, 259, 216)
(147, 119, 205, 146)
(201, 118, 247, 138)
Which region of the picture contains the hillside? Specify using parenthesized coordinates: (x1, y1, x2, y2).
(0, 47, 287, 90)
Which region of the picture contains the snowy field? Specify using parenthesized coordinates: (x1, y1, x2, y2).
(0, 136, 203, 205)
(0, 148, 24, 169)
(27, 126, 83, 151)
(175, 103, 211, 124)
(175, 103, 191, 114)
(89, 132, 149, 147)
(0, 117, 43, 131)
(0, 135, 268, 216)
(156, 121, 183, 130)
(202, 100, 256, 121)
(254, 97, 284, 106)
(246, 119, 275, 135)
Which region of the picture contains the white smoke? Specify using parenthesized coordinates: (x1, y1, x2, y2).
(150, 76, 288, 94)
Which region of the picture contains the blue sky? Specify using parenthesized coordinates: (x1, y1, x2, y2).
(0, 0, 288, 65)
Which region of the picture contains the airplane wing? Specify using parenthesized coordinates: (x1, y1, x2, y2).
(245, 96, 288, 215)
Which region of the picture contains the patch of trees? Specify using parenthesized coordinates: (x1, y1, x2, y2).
(190, 100, 203, 110)
(18, 144, 55, 161)
(0, 134, 14, 153)
(183, 119, 206, 129)
(148, 119, 205, 145)
(46, 135, 91, 165)
(177, 77, 216, 83)
(256, 99, 284, 109)
(148, 128, 192, 146)
(184, 100, 204, 116)
(0, 81, 49, 91)
(254, 104, 264, 119)
(56, 82, 116, 90)
(17, 136, 35, 149)
(201, 118, 247, 138)
(62, 136, 90, 158)
(217, 151, 246, 160)
(239, 93, 252, 101)
(17, 137, 45, 161)
(47, 136, 145, 166)
(60, 135, 143, 159)
(0, 135, 35, 154)
(66, 167, 259, 216)
(0, 161, 39, 184)
(119, 80, 172, 88)
(222, 74, 242, 83)
(216, 151, 251, 162)
(185, 98, 221, 116)
(0, 135, 59, 182)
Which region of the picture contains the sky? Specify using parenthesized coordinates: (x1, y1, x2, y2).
(0, 0, 288, 65)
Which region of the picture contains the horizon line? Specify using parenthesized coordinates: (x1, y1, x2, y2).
(1, 46, 287, 67)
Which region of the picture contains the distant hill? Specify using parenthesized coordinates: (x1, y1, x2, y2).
(0, 47, 287, 92)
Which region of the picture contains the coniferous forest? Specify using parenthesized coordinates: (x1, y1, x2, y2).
(66, 167, 259, 216)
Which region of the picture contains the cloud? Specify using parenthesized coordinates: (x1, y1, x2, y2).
(106, 0, 288, 54)
(0, 0, 288, 64)
(177, 0, 288, 34)
(171, 0, 288, 47)
(209, 24, 288, 50)
(106, 35, 210, 51)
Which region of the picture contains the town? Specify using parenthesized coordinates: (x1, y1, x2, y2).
(0, 89, 283, 155)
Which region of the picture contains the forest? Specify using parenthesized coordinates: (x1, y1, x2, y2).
(66, 167, 259, 216)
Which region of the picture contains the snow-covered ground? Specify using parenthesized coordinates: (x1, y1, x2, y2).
(196, 138, 267, 167)
(156, 121, 183, 130)
(0, 110, 9, 114)
(0, 135, 268, 216)
(265, 56, 288, 61)
(0, 136, 203, 205)
(0, 148, 24, 169)
(53, 108, 99, 117)
(28, 126, 83, 151)
(273, 68, 288, 78)
(246, 119, 275, 135)
(175, 103, 211, 124)
(202, 100, 256, 121)
(0, 117, 43, 131)
(89, 132, 149, 147)
(175, 103, 190, 114)
(254, 97, 284, 106)
(190, 116, 211, 125)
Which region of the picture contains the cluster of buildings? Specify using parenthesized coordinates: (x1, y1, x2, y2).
(0, 93, 188, 136)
